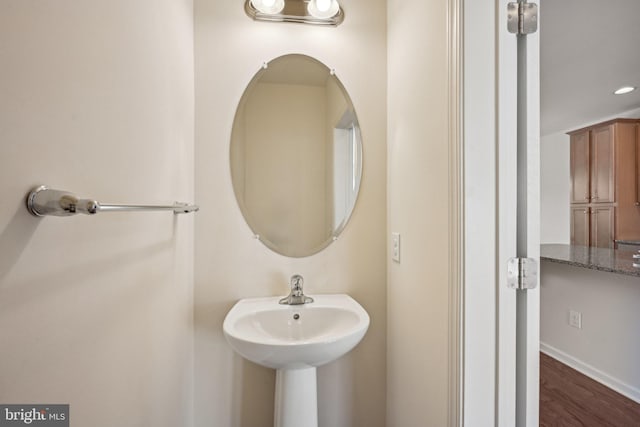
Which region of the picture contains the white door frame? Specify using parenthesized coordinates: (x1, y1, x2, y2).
(461, 0, 540, 425)
(462, 0, 499, 423)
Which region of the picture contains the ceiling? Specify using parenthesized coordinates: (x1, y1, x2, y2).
(541, 0, 640, 135)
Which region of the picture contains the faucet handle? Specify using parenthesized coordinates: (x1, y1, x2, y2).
(290, 274, 303, 287)
(290, 274, 304, 295)
(279, 274, 313, 305)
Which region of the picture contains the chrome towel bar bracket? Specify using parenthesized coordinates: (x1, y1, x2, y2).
(26, 185, 199, 217)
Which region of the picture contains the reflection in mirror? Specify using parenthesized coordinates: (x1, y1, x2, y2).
(230, 54, 362, 257)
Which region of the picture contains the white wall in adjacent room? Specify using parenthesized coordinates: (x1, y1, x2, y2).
(540, 262, 640, 403)
(540, 132, 571, 244)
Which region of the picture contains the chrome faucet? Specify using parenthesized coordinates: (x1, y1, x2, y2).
(279, 274, 314, 305)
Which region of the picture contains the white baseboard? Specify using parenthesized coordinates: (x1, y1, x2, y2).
(540, 342, 640, 404)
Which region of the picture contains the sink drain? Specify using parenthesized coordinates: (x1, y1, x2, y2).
(293, 313, 300, 320)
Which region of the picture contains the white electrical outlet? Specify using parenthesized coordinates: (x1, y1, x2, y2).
(391, 232, 401, 263)
(569, 310, 582, 329)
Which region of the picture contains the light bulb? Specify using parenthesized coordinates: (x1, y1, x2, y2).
(316, 0, 331, 12)
(308, 0, 340, 19)
(250, 0, 285, 14)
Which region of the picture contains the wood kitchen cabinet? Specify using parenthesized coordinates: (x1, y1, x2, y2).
(637, 123, 640, 207)
(570, 205, 590, 246)
(590, 205, 615, 248)
(568, 118, 640, 248)
(570, 130, 590, 203)
(570, 204, 615, 249)
(591, 124, 615, 203)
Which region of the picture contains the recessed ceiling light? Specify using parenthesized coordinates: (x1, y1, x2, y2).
(613, 86, 636, 95)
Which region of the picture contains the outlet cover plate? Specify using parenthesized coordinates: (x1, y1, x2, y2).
(569, 310, 582, 329)
(391, 232, 400, 263)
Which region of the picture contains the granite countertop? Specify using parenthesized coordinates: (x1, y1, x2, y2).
(540, 244, 640, 278)
(615, 240, 640, 245)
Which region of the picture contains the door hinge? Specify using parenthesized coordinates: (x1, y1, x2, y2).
(507, 257, 538, 290)
(507, 2, 538, 35)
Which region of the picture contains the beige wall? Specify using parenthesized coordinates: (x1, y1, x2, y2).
(387, 0, 451, 425)
(0, 1, 457, 425)
(194, 0, 387, 426)
(0, 1, 195, 427)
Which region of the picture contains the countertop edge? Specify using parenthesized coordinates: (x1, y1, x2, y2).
(540, 245, 640, 278)
(540, 255, 640, 278)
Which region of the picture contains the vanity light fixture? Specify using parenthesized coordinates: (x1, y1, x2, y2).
(244, 0, 344, 26)
(613, 86, 636, 95)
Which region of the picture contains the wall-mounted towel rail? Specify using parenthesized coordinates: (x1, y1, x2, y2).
(26, 185, 199, 217)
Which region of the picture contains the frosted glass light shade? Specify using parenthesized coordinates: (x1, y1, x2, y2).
(307, 0, 340, 19)
(250, 0, 285, 14)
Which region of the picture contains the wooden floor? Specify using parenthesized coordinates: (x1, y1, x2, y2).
(540, 352, 640, 426)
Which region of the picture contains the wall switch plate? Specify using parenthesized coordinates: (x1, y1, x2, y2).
(569, 310, 582, 329)
(391, 232, 400, 263)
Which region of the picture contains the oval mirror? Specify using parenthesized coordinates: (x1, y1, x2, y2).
(230, 54, 363, 257)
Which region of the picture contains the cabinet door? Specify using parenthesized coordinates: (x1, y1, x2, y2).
(591, 205, 615, 248)
(570, 205, 590, 246)
(570, 130, 590, 203)
(637, 123, 640, 206)
(591, 125, 615, 203)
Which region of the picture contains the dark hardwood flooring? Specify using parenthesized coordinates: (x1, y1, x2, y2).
(540, 352, 640, 426)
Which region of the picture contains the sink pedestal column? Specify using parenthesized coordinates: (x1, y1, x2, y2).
(274, 367, 318, 427)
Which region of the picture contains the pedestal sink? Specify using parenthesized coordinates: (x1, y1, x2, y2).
(223, 294, 370, 427)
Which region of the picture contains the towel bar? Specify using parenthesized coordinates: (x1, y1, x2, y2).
(26, 185, 199, 217)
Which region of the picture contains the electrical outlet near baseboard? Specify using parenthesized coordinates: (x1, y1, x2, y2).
(569, 310, 582, 329)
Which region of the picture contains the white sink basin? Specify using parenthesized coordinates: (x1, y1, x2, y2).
(223, 294, 370, 369)
(223, 293, 370, 427)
